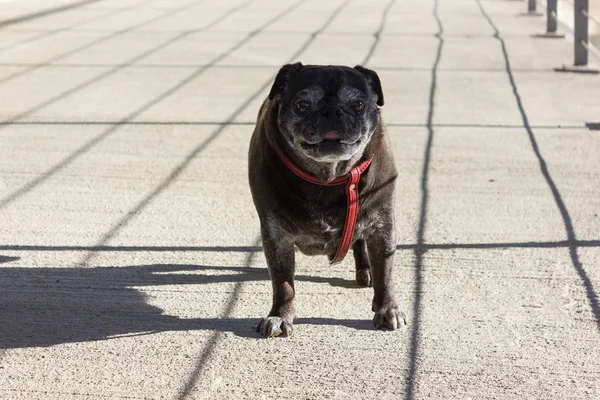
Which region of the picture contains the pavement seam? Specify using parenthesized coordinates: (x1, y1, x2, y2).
(1, 120, 588, 129)
(0, 62, 569, 73)
(2, 240, 600, 253)
(0, 386, 146, 399)
(0, 30, 550, 38)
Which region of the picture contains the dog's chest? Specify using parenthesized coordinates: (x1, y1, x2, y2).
(291, 201, 381, 256)
(294, 217, 341, 255)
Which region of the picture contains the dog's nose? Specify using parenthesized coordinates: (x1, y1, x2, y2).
(320, 107, 343, 118)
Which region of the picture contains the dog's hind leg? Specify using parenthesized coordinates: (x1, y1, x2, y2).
(353, 239, 372, 287)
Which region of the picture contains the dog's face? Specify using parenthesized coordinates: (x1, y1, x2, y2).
(268, 63, 384, 163)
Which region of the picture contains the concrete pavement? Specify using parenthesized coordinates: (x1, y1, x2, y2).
(0, 0, 599, 398)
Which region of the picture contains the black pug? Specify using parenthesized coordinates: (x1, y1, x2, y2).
(248, 63, 405, 337)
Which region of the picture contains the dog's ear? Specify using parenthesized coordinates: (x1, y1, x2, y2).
(268, 62, 303, 100)
(354, 65, 384, 106)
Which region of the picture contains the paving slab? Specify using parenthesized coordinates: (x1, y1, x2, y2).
(1, 0, 599, 399)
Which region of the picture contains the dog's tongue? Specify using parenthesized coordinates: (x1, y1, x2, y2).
(326, 131, 340, 141)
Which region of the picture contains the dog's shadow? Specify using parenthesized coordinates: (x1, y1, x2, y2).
(0, 259, 371, 349)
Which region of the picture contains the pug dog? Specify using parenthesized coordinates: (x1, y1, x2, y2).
(248, 63, 405, 337)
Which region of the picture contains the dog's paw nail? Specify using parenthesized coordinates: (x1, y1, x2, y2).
(373, 307, 406, 331)
(355, 269, 371, 287)
(256, 316, 293, 338)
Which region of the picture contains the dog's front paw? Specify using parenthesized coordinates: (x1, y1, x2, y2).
(256, 316, 293, 338)
(373, 305, 407, 330)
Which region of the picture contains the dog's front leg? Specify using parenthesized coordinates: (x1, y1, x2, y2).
(366, 212, 407, 330)
(256, 223, 295, 338)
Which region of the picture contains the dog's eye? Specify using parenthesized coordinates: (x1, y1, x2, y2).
(351, 100, 364, 112)
(296, 100, 310, 112)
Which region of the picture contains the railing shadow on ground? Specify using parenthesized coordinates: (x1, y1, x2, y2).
(0, 0, 105, 29)
(3, 233, 598, 350)
(404, 0, 443, 397)
(0, 0, 259, 211)
(0, 261, 378, 349)
(477, 0, 600, 332)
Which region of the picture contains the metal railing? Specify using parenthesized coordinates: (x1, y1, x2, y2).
(528, 0, 600, 71)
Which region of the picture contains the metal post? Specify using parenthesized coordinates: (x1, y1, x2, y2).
(547, 0, 557, 33)
(554, 0, 598, 73)
(574, 0, 589, 66)
(528, 0, 536, 13)
(532, 0, 564, 38)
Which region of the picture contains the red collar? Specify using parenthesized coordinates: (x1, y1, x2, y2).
(276, 150, 373, 264)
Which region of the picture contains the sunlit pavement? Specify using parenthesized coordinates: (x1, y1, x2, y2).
(1, 0, 599, 398)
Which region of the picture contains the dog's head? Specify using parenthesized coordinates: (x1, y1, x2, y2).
(268, 63, 384, 163)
